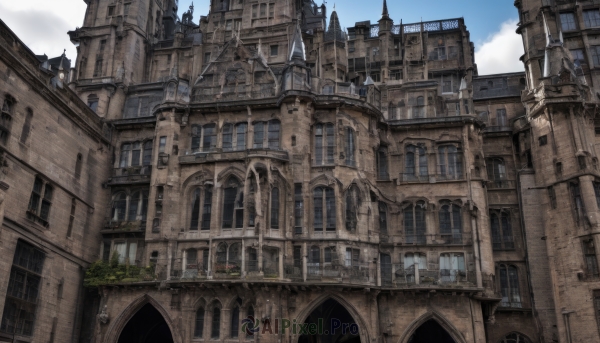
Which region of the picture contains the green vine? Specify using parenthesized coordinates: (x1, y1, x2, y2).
(84, 252, 154, 288)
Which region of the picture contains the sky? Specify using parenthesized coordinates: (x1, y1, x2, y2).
(0, 0, 524, 75)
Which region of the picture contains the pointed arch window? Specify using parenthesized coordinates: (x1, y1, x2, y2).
(190, 186, 213, 230)
(439, 202, 462, 244)
(345, 127, 356, 167)
(223, 178, 244, 229)
(308, 246, 320, 276)
(499, 264, 522, 308)
(215, 242, 241, 274)
(438, 145, 463, 180)
(194, 307, 205, 338)
(314, 186, 336, 231)
(345, 185, 360, 231)
(404, 201, 427, 244)
(490, 210, 514, 250)
(0, 94, 15, 145)
(270, 187, 280, 229)
(405, 145, 428, 180)
(315, 123, 335, 165)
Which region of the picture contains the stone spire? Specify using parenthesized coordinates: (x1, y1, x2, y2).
(382, 0, 390, 19)
(325, 7, 344, 42)
(289, 23, 306, 62)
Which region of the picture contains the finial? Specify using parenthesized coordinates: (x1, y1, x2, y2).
(382, 0, 389, 18)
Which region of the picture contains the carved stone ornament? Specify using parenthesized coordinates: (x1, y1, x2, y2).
(97, 305, 109, 324)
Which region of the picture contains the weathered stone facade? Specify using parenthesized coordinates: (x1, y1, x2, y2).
(3, 0, 600, 342)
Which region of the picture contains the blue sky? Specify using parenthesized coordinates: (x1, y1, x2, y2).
(178, 0, 518, 48)
(0, 0, 524, 75)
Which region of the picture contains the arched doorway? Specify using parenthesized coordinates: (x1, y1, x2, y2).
(299, 299, 360, 343)
(117, 303, 174, 343)
(407, 320, 456, 343)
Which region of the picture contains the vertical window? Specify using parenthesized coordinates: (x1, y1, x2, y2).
(130, 143, 141, 166)
(294, 184, 303, 234)
(584, 9, 600, 28)
(235, 123, 247, 151)
(192, 125, 201, 151)
(194, 308, 205, 338)
(404, 201, 427, 244)
(67, 198, 76, 238)
(594, 182, 600, 209)
(594, 291, 600, 332)
(378, 202, 388, 234)
(120, 144, 131, 167)
(439, 253, 465, 283)
(584, 239, 600, 278)
(561, 12, 577, 31)
(75, 153, 83, 178)
(230, 305, 240, 338)
(190, 187, 213, 230)
(439, 203, 462, 244)
(496, 109, 507, 126)
(487, 158, 507, 188)
(223, 178, 244, 229)
(591, 46, 600, 66)
(86, 95, 98, 112)
(20, 109, 33, 144)
(203, 124, 217, 152)
(93, 59, 103, 77)
(405, 145, 428, 180)
(308, 246, 320, 276)
(345, 185, 360, 231)
(570, 181, 586, 225)
(388, 102, 397, 119)
(314, 123, 335, 165)
(499, 264, 522, 308)
(211, 307, 221, 339)
(252, 4, 258, 18)
(267, 120, 280, 149)
(112, 192, 127, 221)
(438, 145, 463, 180)
(270, 187, 279, 229)
(344, 248, 359, 267)
(293, 246, 302, 267)
(0, 241, 45, 336)
(143, 141, 153, 165)
(314, 187, 336, 231)
(270, 45, 279, 56)
(377, 147, 389, 180)
(324, 247, 333, 263)
(345, 128, 356, 166)
(223, 124, 233, 151)
(491, 211, 515, 250)
(414, 96, 425, 118)
(404, 253, 427, 271)
(253, 122, 264, 148)
(0, 95, 14, 145)
(27, 177, 53, 226)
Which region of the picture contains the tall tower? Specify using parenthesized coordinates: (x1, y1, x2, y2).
(514, 1, 600, 342)
(68, 0, 168, 117)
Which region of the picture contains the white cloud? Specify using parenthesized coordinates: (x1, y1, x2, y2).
(0, 0, 86, 63)
(475, 19, 525, 75)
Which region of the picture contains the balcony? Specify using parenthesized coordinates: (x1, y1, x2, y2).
(179, 148, 289, 164)
(380, 264, 477, 288)
(307, 263, 375, 285)
(483, 125, 512, 134)
(108, 166, 152, 185)
(191, 86, 276, 103)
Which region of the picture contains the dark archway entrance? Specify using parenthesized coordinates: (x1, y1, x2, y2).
(117, 303, 174, 343)
(299, 299, 360, 343)
(407, 320, 456, 343)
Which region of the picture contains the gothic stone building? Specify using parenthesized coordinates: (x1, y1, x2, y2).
(3, 0, 600, 342)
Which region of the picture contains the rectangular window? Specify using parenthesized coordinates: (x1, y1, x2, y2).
(222, 125, 233, 151)
(253, 122, 264, 148)
(584, 239, 600, 278)
(0, 241, 45, 336)
(584, 9, 600, 28)
(67, 198, 76, 238)
(443, 81, 452, 93)
(100, 40, 106, 51)
(571, 49, 586, 65)
(225, 20, 233, 31)
(235, 123, 247, 151)
(539, 135, 548, 146)
(270, 45, 279, 56)
(592, 46, 600, 66)
(202, 125, 217, 152)
(293, 246, 302, 267)
(252, 4, 258, 18)
(496, 109, 507, 126)
(93, 59, 103, 77)
(345, 248, 359, 267)
(27, 178, 53, 226)
(108, 6, 115, 16)
(439, 253, 465, 283)
(204, 52, 211, 64)
(260, 3, 267, 17)
(159, 136, 167, 153)
(561, 12, 577, 31)
(269, 3, 274, 18)
(267, 121, 280, 149)
(124, 3, 130, 15)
